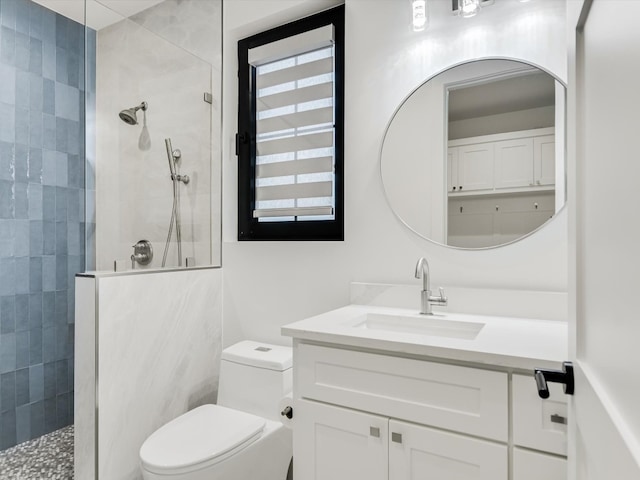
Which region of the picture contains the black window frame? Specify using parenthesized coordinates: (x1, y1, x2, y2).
(237, 5, 345, 241)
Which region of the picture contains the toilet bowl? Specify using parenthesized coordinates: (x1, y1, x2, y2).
(139, 341, 293, 480)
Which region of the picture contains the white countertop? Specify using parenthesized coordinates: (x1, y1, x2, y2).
(281, 304, 568, 371)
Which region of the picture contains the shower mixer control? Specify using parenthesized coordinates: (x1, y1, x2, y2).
(171, 173, 190, 184)
(131, 240, 153, 269)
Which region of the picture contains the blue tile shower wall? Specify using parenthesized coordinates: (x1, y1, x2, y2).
(0, 0, 92, 450)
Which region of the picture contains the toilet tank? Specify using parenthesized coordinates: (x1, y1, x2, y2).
(217, 341, 292, 422)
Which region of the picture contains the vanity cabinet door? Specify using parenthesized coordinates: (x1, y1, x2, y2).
(294, 399, 388, 480)
(494, 138, 534, 189)
(533, 135, 556, 186)
(512, 374, 567, 455)
(389, 419, 508, 480)
(448, 147, 459, 192)
(457, 143, 495, 192)
(513, 448, 566, 480)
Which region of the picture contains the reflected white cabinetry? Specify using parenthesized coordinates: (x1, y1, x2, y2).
(292, 343, 567, 480)
(448, 128, 555, 195)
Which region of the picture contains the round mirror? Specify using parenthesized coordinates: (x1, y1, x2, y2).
(381, 59, 566, 249)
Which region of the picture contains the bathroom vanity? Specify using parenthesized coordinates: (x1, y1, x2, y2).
(282, 305, 568, 480)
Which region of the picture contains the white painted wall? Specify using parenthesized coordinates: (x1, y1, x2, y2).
(222, 0, 568, 347)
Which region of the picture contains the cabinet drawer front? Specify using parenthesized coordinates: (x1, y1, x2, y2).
(297, 343, 508, 441)
(512, 374, 568, 455)
(294, 399, 388, 480)
(389, 419, 508, 480)
(513, 448, 566, 480)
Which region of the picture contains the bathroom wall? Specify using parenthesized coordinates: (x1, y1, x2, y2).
(0, 0, 88, 449)
(221, 0, 568, 346)
(74, 267, 223, 480)
(93, 0, 222, 271)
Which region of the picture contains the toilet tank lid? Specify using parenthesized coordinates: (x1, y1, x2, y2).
(222, 341, 292, 371)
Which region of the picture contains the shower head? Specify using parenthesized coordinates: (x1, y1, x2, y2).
(119, 101, 147, 125)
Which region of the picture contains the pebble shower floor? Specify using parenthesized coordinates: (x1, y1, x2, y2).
(0, 426, 73, 479)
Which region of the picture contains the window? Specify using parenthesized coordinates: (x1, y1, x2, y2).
(237, 6, 345, 240)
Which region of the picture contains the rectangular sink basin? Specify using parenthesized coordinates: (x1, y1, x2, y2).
(353, 313, 485, 340)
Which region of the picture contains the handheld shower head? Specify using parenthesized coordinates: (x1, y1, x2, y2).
(119, 101, 147, 125)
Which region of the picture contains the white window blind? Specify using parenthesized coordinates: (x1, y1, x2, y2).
(249, 25, 336, 221)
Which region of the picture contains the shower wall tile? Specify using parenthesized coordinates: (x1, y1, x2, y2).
(0, 0, 89, 450)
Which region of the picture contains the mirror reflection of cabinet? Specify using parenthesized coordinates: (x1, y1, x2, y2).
(448, 144, 495, 193)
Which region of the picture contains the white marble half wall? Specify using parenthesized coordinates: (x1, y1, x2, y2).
(74, 267, 223, 480)
(351, 282, 567, 321)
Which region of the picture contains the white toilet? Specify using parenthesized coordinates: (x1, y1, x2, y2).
(139, 341, 293, 480)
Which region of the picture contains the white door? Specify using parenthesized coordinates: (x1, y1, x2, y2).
(388, 419, 507, 480)
(494, 138, 534, 189)
(293, 399, 388, 480)
(457, 143, 494, 192)
(533, 135, 555, 186)
(570, 0, 640, 478)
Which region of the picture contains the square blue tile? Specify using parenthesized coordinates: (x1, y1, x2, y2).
(15, 329, 28, 368)
(14, 69, 29, 107)
(54, 14, 67, 50)
(66, 52, 79, 88)
(29, 256, 42, 292)
(1, 1, 17, 29)
(0, 219, 15, 258)
(42, 255, 55, 291)
(0, 141, 14, 181)
(29, 399, 44, 438)
(66, 120, 79, 155)
(14, 256, 29, 294)
(29, 326, 42, 364)
(28, 183, 43, 219)
(42, 325, 55, 363)
(55, 324, 67, 360)
(0, 257, 16, 296)
(28, 292, 42, 329)
(14, 143, 27, 181)
(14, 182, 28, 218)
(0, 332, 16, 373)
(14, 105, 29, 146)
(43, 361, 55, 397)
(43, 220, 55, 255)
(43, 396, 56, 434)
(42, 114, 56, 151)
(42, 184, 55, 219)
(29, 1, 44, 40)
(0, 180, 13, 219)
(28, 147, 42, 184)
(42, 291, 54, 323)
(0, 102, 15, 143)
(55, 221, 67, 255)
(55, 117, 67, 153)
(55, 358, 67, 394)
(16, 404, 30, 444)
(1, 296, 16, 334)
(56, 392, 70, 429)
(28, 36, 42, 75)
(1, 408, 17, 449)
(43, 78, 54, 115)
(41, 6, 55, 44)
(28, 219, 42, 255)
(29, 363, 43, 402)
(14, 30, 28, 71)
(29, 109, 42, 147)
(0, 371, 16, 411)
(42, 41, 55, 80)
(55, 256, 66, 290)
(54, 290, 66, 325)
(14, 294, 28, 332)
(54, 82, 79, 121)
(55, 46, 66, 84)
(0, 26, 16, 66)
(0, 64, 16, 105)
(14, 219, 29, 256)
(15, 366, 29, 405)
(55, 152, 67, 187)
(14, 0, 29, 35)
(55, 186, 66, 220)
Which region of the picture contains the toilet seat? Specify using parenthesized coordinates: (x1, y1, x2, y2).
(139, 405, 266, 476)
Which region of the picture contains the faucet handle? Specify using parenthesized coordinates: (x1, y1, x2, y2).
(436, 287, 448, 305)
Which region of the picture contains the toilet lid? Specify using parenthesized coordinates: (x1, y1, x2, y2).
(140, 405, 266, 475)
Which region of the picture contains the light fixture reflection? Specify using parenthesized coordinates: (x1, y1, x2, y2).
(412, 0, 428, 31)
(459, 0, 481, 17)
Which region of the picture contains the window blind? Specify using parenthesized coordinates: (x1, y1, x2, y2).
(249, 25, 336, 221)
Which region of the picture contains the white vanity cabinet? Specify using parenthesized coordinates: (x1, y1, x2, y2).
(292, 343, 568, 480)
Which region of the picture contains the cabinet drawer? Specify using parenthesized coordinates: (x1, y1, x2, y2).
(512, 374, 568, 455)
(513, 448, 566, 480)
(390, 419, 508, 480)
(296, 343, 508, 441)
